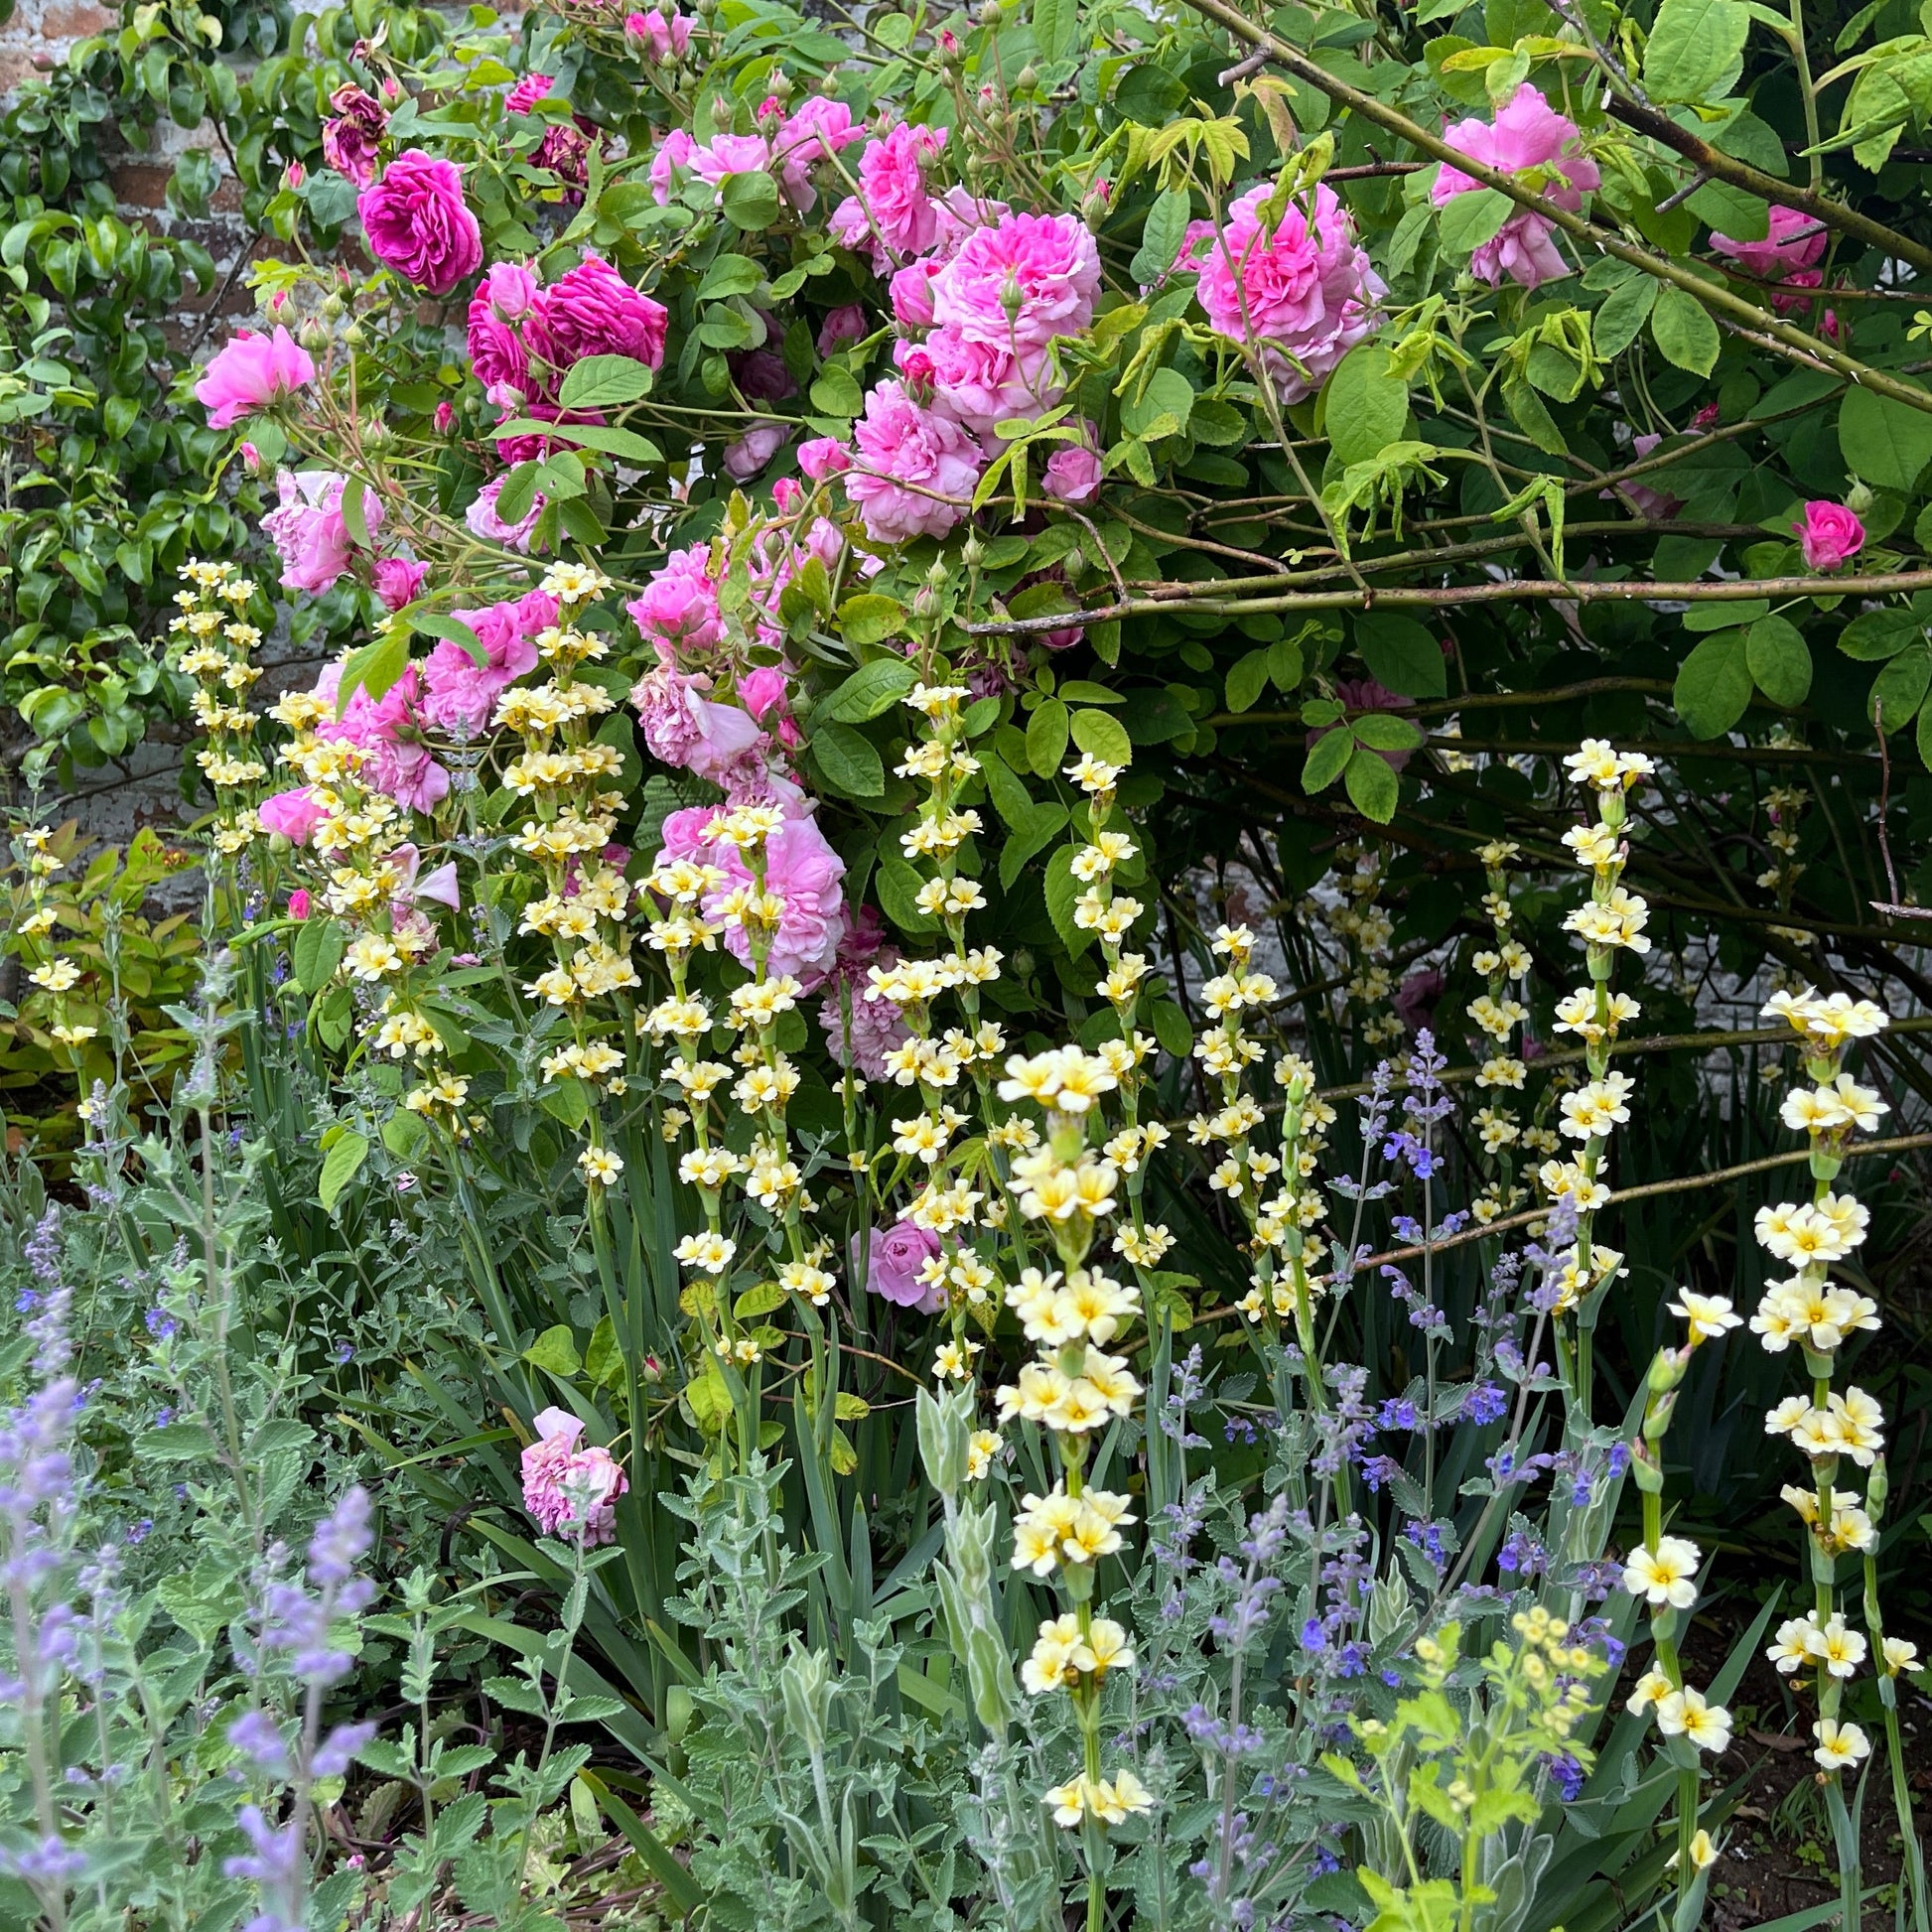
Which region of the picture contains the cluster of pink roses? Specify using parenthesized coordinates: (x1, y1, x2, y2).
(1711, 207, 1838, 336)
(649, 93, 866, 214)
(1431, 84, 1599, 292)
(520, 1407, 628, 1544)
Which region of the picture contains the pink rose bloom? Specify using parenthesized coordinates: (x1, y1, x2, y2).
(725, 423, 789, 478)
(926, 184, 1014, 263)
(313, 662, 451, 813)
(1796, 500, 1863, 572)
(692, 132, 772, 187)
(465, 476, 545, 551)
(798, 436, 852, 481)
(630, 661, 764, 779)
(419, 589, 554, 735)
(372, 556, 429, 611)
(889, 260, 941, 328)
(856, 1219, 943, 1311)
(505, 73, 555, 115)
(930, 210, 1101, 356)
(739, 664, 791, 724)
(653, 803, 722, 865)
(626, 8, 694, 60)
(1602, 432, 1680, 520)
(628, 544, 724, 653)
(239, 441, 262, 472)
(521, 1408, 628, 1544)
(1198, 182, 1385, 400)
(703, 807, 847, 983)
(387, 843, 461, 912)
(321, 83, 387, 187)
(1693, 402, 1721, 431)
(844, 377, 985, 541)
(468, 262, 541, 404)
(828, 123, 947, 270)
(817, 303, 868, 356)
(194, 327, 316, 429)
(817, 910, 910, 1077)
(1433, 85, 1599, 290)
(286, 888, 312, 919)
(1710, 204, 1827, 282)
(771, 97, 863, 208)
(1042, 436, 1103, 505)
(357, 149, 484, 295)
(1173, 219, 1218, 280)
(262, 470, 382, 594)
(529, 253, 669, 374)
(651, 128, 698, 205)
(920, 327, 1047, 442)
(259, 786, 329, 845)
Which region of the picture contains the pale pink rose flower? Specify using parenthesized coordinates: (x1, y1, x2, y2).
(258, 786, 329, 845)
(929, 210, 1101, 355)
(1042, 435, 1103, 504)
(1795, 500, 1863, 571)
(194, 327, 315, 429)
(1432, 85, 1599, 290)
(261, 470, 383, 594)
(738, 665, 791, 724)
(651, 128, 698, 206)
(723, 422, 789, 478)
(703, 807, 848, 984)
(691, 131, 772, 186)
(630, 661, 765, 780)
(854, 1218, 943, 1311)
(465, 476, 545, 552)
(771, 97, 863, 208)
(627, 544, 724, 653)
(843, 377, 985, 541)
(625, 9, 694, 61)
(889, 259, 941, 327)
(920, 327, 1049, 443)
(419, 589, 555, 736)
(1197, 182, 1383, 399)
(797, 436, 852, 481)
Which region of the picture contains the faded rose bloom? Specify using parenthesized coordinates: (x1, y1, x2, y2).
(321, 83, 387, 187)
(1433, 86, 1599, 290)
(630, 661, 764, 781)
(724, 423, 789, 479)
(194, 327, 315, 429)
(520, 1407, 627, 1545)
(357, 150, 483, 294)
(1795, 500, 1863, 572)
(817, 906, 911, 1077)
(817, 303, 868, 355)
(465, 475, 545, 552)
(261, 470, 382, 594)
(855, 1219, 943, 1311)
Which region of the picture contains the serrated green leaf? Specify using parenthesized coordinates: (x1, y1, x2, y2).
(1343, 746, 1399, 821)
(1674, 626, 1753, 738)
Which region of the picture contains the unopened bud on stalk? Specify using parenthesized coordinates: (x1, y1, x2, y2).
(925, 558, 949, 588)
(913, 585, 938, 619)
(362, 413, 391, 447)
(297, 316, 330, 351)
(1641, 1389, 1678, 1444)
(1646, 1344, 1687, 1396)
(765, 68, 793, 105)
(979, 0, 1003, 21)
(1845, 480, 1875, 518)
(1063, 546, 1087, 583)
(1015, 63, 1037, 91)
(1630, 1437, 1664, 1493)
(960, 530, 985, 567)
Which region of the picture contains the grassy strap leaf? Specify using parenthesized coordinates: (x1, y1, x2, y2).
(579, 1774, 705, 1919)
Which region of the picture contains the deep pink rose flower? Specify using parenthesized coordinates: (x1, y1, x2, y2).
(259, 786, 329, 845)
(528, 254, 668, 375)
(358, 150, 483, 295)
(1042, 436, 1103, 505)
(889, 260, 941, 328)
(627, 544, 724, 654)
(311, 662, 451, 813)
(286, 888, 312, 919)
(321, 83, 387, 187)
(626, 8, 694, 60)
(653, 804, 722, 864)
(930, 210, 1101, 355)
(739, 665, 791, 724)
(505, 73, 555, 115)
(1433, 86, 1599, 290)
(1710, 205, 1828, 282)
(828, 123, 947, 270)
(261, 470, 382, 594)
(703, 807, 847, 983)
(194, 327, 316, 429)
(420, 588, 555, 734)
(372, 557, 429, 612)
(844, 377, 985, 541)
(465, 475, 545, 552)
(1198, 182, 1384, 400)
(1795, 500, 1863, 572)
(856, 1219, 943, 1311)
(797, 436, 853, 481)
(468, 262, 541, 404)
